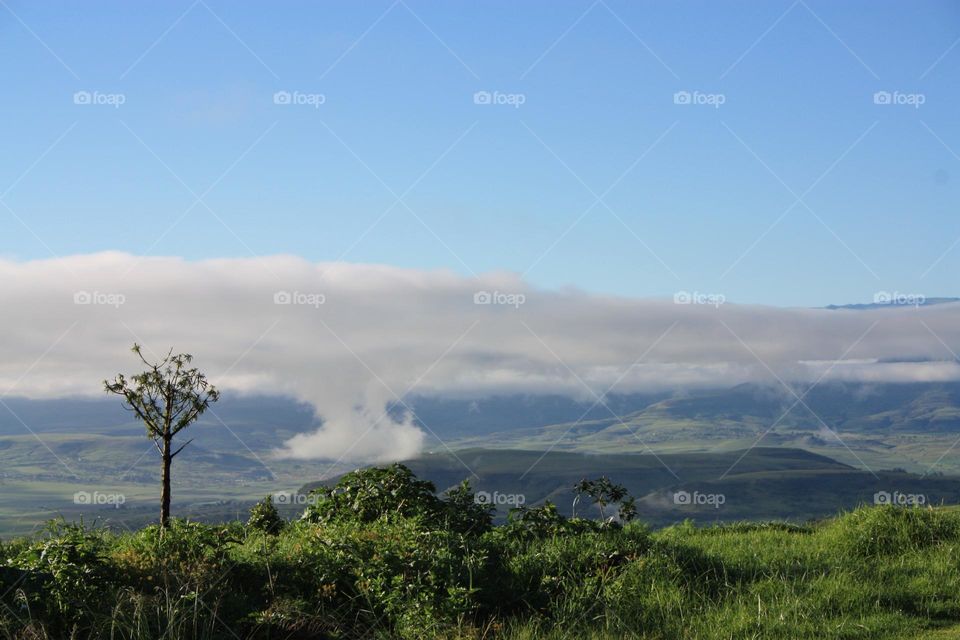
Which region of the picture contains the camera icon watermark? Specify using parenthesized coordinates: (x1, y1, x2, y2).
(873, 91, 925, 108)
(673, 90, 725, 108)
(274, 290, 325, 307)
(673, 291, 725, 308)
(474, 491, 525, 506)
(873, 291, 925, 308)
(73, 90, 126, 108)
(273, 90, 326, 108)
(74, 291, 125, 308)
(673, 490, 725, 509)
(272, 491, 319, 506)
(873, 490, 926, 506)
(73, 491, 126, 507)
(473, 290, 526, 308)
(473, 90, 526, 108)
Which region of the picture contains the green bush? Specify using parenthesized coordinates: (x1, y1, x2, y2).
(248, 495, 285, 535)
(6, 521, 116, 631)
(301, 463, 493, 536)
(112, 519, 240, 588)
(302, 463, 444, 525)
(493, 503, 602, 542)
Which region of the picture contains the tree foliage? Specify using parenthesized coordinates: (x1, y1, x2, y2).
(573, 476, 637, 523)
(248, 495, 285, 535)
(301, 463, 494, 535)
(104, 344, 219, 527)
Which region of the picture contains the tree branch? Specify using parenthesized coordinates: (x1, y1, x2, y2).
(170, 438, 194, 458)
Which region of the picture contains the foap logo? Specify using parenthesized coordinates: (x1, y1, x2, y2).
(273, 491, 318, 506)
(673, 90, 725, 108)
(73, 90, 126, 108)
(874, 490, 926, 506)
(74, 491, 126, 507)
(873, 91, 925, 108)
(273, 90, 326, 108)
(673, 490, 726, 509)
(873, 291, 926, 307)
(473, 90, 526, 108)
(74, 291, 125, 308)
(673, 291, 725, 308)
(475, 491, 526, 506)
(473, 290, 526, 308)
(274, 290, 326, 307)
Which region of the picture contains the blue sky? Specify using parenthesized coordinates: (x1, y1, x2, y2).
(1, 0, 958, 307)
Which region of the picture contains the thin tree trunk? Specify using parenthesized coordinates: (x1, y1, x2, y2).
(161, 437, 172, 528)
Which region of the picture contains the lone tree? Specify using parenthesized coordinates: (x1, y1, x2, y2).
(105, 344, 219, 528)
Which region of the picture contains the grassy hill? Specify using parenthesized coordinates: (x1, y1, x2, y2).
(441, 383, 960, 475)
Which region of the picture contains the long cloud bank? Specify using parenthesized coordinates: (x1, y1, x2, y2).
(1, 252, 959, 462)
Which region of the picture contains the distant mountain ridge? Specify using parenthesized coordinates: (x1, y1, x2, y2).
(824, 296, 960, 310)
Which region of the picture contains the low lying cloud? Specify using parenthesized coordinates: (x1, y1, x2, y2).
(1, 252, 958, 462)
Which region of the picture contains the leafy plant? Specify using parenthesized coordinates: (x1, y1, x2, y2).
(572, 477, 637, 524)
(7, 521, 115, 630)
(248, 495, 285, 535)
(442, 480, 495, 536)
(301, 463, 443, 525)
(300, 464, 494, 537)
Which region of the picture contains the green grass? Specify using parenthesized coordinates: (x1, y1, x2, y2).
(500, 509, 960, 639)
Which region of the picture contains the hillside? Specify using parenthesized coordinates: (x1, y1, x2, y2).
(439, 383, 960, 474)
(302, 447, 960, 526)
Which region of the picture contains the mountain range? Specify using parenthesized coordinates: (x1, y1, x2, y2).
(3, 378, 960, 535)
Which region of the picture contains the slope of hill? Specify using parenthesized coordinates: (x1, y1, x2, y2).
(301, 447, 960, 526)
(440, 383, 960, 474)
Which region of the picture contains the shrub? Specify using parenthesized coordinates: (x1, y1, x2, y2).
(111, 519, 241, 591)
(442, 480, 494, 536)
(342, 518, 486, 637)
(6, 521, 116, 631)
(301, 464, 494, 537)
(302, 463, 444, 525)
(493, 503, 602, 542)
(261, 518, 487, 638)
(248, 495, 285, 535)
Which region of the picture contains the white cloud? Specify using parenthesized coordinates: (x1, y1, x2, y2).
(1, 252, 959, 461)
